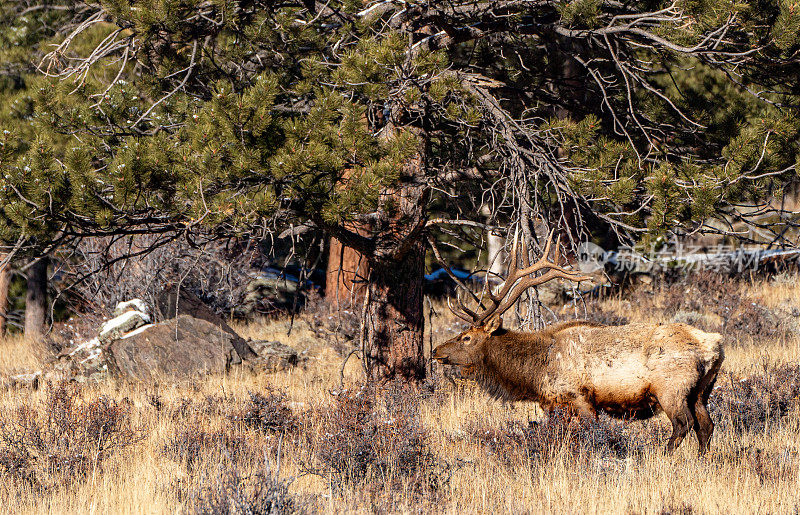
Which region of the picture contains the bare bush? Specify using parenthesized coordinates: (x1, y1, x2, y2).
(230, 389, 298, 435)
(712, 364, 800, 432)
(59, 235, 262, 319)
(163, 428, 251, 473)
(659, 272, 740, 318)
(148, 393, 231, 422)
(642, 272, 794, 342)
(301, 383, 445, 497)
(726, 303, 791, 342)
(468, 409, 658, 467)
(715, 445, 798, 484)
(0, 382, 141, 490)
(190, 454, 299, 515)
(564, 305, 629, 326)
(47, 315, 105, 354)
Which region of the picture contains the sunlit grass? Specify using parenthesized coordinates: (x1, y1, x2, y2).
(0, 274, 798, 513)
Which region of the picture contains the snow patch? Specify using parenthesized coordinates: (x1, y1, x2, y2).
(99, 310, 151, 339)
(114, 298, 150, 317)
(69, 337, 100, 357)
(120, 323, 154, 339)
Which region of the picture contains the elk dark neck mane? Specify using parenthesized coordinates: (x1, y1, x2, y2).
(472, 321, 604, 402)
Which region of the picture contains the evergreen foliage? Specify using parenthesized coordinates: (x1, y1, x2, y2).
(0, 0, 796, 249)
(2, 0, 800, 376)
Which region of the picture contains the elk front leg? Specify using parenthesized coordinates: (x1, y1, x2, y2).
(558, 397, 598, 423)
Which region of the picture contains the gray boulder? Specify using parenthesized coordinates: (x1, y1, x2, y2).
(156, 284, 257, 360)
(98, 311, 151, 345)
(3, 305, 301, 388)
(105, 315, 242, 382)
(245, 340, 300, 373)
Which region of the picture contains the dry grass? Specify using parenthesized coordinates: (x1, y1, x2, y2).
(0, 275, 799, 513)
(0, 335, 47, 376)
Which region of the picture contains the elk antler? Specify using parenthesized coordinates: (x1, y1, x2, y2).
(452, 230, 591, 327)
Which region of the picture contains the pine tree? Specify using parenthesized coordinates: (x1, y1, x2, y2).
(24, 255, 48, 338)
(0, 255, 10, 336)
(1, 1, 799, 379)
(0, 1, 82, 336)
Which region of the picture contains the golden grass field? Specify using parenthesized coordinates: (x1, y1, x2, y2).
(0, 274, 799, 514)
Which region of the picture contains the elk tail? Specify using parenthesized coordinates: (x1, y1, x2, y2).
(686, 326, 724, 362)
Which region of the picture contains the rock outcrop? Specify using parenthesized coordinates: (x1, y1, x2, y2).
(245, 340, 299, 373)
(4, 297, 300, 388)
(98, 310, 151, 344)
(156, 284, 257, 360)
(105, 315, 242, 382)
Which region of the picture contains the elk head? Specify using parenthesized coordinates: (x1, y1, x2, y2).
(432, 231, 590, 370)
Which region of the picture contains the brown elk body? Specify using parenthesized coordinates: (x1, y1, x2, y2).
(434, 319, 723, 453)
(433, 232, 724, 454)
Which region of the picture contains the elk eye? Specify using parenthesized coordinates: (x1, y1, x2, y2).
(462, 336, 471, 342)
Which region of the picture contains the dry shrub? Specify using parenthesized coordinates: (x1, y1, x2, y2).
(712, 364, 800, 432)
(190, 455, 299, 515)
(162, 389, 297, 477)
(716, 445, 798, 484)
(646, 272, 794, 342)
(166, 397, 199, 420)
(566, 305, 629, 326)
(48, 315, 106, 354)
(198, 395, 235, 418)
(725, 302, 793, 341)
(63, 235, 264, 319)
(230, 389, 298, 434)
(153, 393, 233, 422)
(162, 390, 302, 512)
(469, 409, 661, 467)
(301, 382, 446, 498)
(659, 272, 740, 318)
(0, 382, 141, 490)
(302, 290, 360, 356)
(163, 428, 251, 473)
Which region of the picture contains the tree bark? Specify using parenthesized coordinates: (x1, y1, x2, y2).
(325, 235, 369, 303)
(365, 239, 426, 381)
(24, 256, 49, 339)
(0, 255, 10, 336)
(362, 144, 428, 381)
(324, 162, 371, 304)
(486, 229, 506, 278)
(322, 120, 429, 382)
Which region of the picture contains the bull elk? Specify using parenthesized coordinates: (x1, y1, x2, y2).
(433, 233, 724, 454)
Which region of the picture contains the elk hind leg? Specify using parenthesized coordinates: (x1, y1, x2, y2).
(663, 397, 693, 454)
(691, 400, 713, 455)
(691, 364, 721, 455)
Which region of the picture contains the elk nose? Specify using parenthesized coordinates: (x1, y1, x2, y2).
(431, 346, 448, 363)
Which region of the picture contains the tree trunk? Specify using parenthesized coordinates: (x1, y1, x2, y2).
(365, 239, 426, 381)
(0, 254, 10, 336)
(486, 229, 506, 279)
(362, 141, 428, 382)
(325, 163, 371, 304)
(24, 256, 49, 339)
(325, 235, 369, 303)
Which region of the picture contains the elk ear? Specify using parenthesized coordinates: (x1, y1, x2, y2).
(483, 315, 503, 334)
